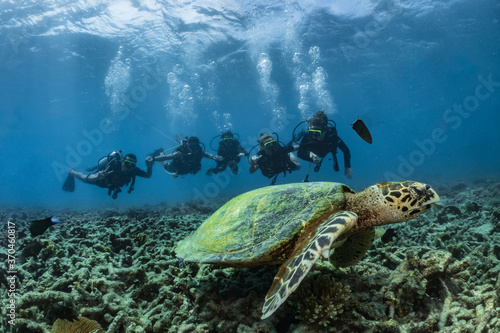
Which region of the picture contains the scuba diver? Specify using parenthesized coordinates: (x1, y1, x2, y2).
(152, 136, 219, 177)
(249, 133, 300, 185)
(64, 151, 153, 199)
(206, 130, 249, 176)
(296, 110, 352, 179)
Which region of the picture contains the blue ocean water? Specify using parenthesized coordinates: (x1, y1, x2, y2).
(1, 0, 499, 209)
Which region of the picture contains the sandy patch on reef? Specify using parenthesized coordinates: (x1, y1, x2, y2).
(1, 180, 499, 333)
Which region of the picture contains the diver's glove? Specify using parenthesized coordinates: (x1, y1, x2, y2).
(214, 155, 224, 162)
(146, 156, 154, 167)
(237, 153, 245, 158)
(309, 152, 320, 164)
(250, 155, 262, 165)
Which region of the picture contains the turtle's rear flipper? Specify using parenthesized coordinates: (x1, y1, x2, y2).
(330, 228, 374, 267)
(62, 173, 75, 192)
(261, 211, 358, 319)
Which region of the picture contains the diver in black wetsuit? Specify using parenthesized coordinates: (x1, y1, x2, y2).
(297, 110, 353, 179)
(153, 136, 218, 177)
(249, 133, 300, 184)
(68, 152, 153, 199)
(206, 130, 248, 176)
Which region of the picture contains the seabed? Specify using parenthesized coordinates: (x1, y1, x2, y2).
(1, 179, 499, 333)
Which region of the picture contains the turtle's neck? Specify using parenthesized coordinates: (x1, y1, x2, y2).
(344, 185, 391, 233)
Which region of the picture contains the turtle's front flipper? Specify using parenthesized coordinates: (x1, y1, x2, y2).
(261, 211, 358, 319)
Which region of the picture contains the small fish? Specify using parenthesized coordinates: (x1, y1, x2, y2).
(29, 216, 62, 237)
(48, 303, 79, 322)
(352, 119, 373, 144)
(380, 228, 396, 244)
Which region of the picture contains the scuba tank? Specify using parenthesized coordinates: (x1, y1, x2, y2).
(97, 151, 123, 172)
(86, 151, 123, 172)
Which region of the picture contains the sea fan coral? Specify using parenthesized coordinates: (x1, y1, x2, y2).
(293, 273, 351, 327)
(51, 317, 105, 333)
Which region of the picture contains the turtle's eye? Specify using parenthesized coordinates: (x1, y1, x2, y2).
(409, 182, 428, 201)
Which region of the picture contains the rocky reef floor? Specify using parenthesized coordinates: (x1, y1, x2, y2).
(1, 179, 499, 333)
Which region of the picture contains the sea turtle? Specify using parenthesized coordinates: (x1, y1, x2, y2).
(175, 181, 439, 319)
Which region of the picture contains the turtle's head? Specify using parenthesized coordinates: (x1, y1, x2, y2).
(374, 181, 440, 223)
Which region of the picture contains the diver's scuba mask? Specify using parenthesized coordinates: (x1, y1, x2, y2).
(123, 159, 136, 170)
(263, 139, 278, 151)
(308, 128, 323, 139)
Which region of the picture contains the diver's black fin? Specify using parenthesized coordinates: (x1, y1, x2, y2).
(148, 148, 164, 158)
(62, 173, 75, 192)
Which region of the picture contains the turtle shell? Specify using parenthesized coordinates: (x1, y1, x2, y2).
(175, 182, 355, 266)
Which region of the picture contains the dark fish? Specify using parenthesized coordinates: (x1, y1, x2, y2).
(380, 228, 396, 244)
(29, 216, 62, 237)
(352, 119, 372, 144)
(48, 303, 79, 322)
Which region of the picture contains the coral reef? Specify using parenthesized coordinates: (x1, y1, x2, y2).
(0, 180, 499, 332)
(292, 273, 351, 328)
(51, 317, 105, 333)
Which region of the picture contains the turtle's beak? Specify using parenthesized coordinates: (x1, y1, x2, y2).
(407, 183, 440, 216)
(424, 188, 440, 206)
(414, 183, 439, 205)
